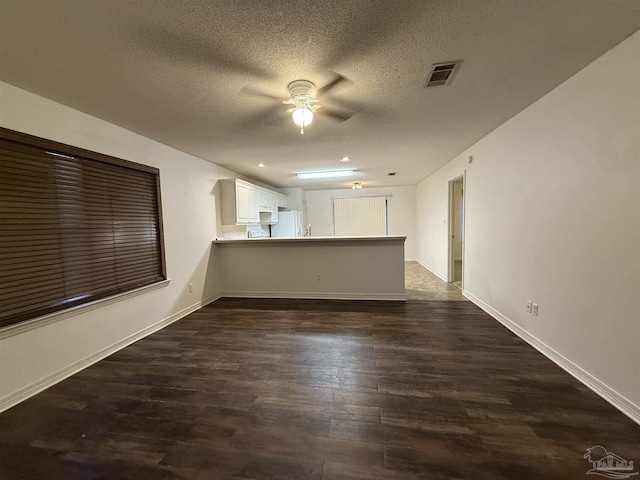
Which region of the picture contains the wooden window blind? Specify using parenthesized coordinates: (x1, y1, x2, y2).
(333, 196, 388, 236)
(0, 128, 166, 329)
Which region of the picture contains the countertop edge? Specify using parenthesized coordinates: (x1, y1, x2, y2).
(212, 236, 406, 244)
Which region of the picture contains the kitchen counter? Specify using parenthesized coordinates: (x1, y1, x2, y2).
(212, 235, 406, 244)
(212, 235, 406, 301)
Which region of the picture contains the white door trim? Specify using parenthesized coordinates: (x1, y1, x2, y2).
(447, 172, 466, 285)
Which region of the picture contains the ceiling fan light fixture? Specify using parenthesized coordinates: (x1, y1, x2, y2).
(292, 107, 313, 127)
(286, 80, 319, 134)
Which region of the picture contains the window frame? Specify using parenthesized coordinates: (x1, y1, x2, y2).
(0, 127, 167, 330)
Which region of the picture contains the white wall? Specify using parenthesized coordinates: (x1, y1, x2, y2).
(416, 32, 640, 419)
(306, 186, 417, 260)
(279, 187, 308, 233)
(0, 82, 234, 409)
(279, 187, 307, 213)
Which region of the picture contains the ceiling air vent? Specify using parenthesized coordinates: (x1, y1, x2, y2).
(424, 61, 458, 88)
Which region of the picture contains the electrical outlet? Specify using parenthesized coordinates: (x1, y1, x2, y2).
(316, 273, 322, 281)
(188, 283, 193, 292)
(526, 300, 532, 313)
(532, 303, 539, 316)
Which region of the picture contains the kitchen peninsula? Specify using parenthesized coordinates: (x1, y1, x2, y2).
(212, 236, 406, 301)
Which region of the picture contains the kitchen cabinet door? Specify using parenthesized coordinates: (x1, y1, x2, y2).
(248, 188, 260, 223)
(258, 190, 271, 211)
(235, 183, 250, 223)
(266, 193, 277, 212)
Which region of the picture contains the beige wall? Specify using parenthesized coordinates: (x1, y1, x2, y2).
(416, 31, 640, 420)
(306, 186, 418, 260)
(216, 238, 405, 300)
(0, 82, 232, 409)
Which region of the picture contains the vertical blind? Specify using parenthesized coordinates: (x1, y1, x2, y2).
(0, 128, 166, 329)
(333, 196, 388, 236)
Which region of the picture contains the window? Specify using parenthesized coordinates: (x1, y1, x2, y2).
(0, 127, 166, 329)
(333, 196, 388, 236)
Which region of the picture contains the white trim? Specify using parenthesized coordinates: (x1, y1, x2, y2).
(448, 170, 467, 182)
(220, 291, 406, 302)
(447, 173, 465, 285)
(416, 260, 448, 282)
(463, 289, 640, 426)
(0, 279, 171, 340)
(0, 293, 221, 413)
(331, 194, 394, 199)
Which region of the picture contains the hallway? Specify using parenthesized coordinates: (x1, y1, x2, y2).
(404, 261, 465, 301)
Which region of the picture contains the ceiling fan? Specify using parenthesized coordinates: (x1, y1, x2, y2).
(242, 74, 355, 135)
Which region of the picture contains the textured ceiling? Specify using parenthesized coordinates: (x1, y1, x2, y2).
(1, 0, 639, 190)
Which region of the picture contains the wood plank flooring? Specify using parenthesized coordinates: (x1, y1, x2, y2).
(1, 297, 639, 479)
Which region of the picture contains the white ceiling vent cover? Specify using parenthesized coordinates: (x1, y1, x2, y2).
(424, 62, 458, 87)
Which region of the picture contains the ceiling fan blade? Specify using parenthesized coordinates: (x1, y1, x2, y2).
(317, 107, 353, 123)
(326, 98, 390, 120)
(321, 2, 427, 69)
(240, 85, 285, 102)
(131, 24, 272, 80)
(316, 74, 349, 98)
(237, 104, 288, 130)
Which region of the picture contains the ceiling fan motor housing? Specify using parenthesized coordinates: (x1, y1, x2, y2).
(287, 80, 315, 99)
(286, 80, 320, 113)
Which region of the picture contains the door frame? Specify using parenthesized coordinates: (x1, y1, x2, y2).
(447, 172, 466, 286)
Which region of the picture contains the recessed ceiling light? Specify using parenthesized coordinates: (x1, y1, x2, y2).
(297, 170, 354, 179)
(257, 163, 266, 168)
(340, 156, 351, 163)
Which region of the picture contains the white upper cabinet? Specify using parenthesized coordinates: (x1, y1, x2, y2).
(220, 179, 288, 225)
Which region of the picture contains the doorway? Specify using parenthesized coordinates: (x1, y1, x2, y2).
(448, 174, 465, 288)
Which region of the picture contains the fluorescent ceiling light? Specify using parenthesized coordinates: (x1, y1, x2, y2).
(296, 170, 354, 179)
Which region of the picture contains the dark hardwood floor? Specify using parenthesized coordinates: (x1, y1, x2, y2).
(1, 297, 639, 479)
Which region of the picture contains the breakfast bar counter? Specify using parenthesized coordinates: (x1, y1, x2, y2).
(212, 236, 406, 301)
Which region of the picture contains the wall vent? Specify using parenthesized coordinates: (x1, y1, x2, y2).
(424, 61, 458, 87)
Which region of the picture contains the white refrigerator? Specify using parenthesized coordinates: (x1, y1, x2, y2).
(271, 210, 302, 237)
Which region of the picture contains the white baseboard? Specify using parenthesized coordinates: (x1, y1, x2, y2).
(0, 293, 221, 413)
(416, 260, 448, 282)
(463, 290, 640, 426)
(221, 291, 406, 302)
